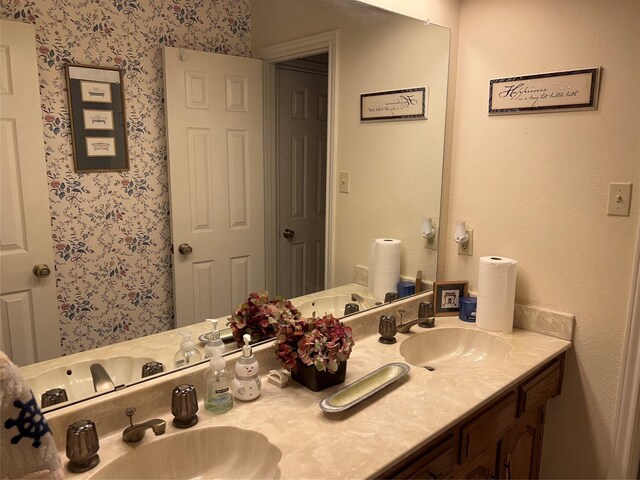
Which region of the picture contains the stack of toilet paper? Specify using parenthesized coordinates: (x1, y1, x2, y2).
(368, 238, 401, 301)
(476, 256, 518, 333)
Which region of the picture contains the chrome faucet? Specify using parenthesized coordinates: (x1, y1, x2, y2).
(122, 407, 166, 442)
(90, 363, 115, 393)
(351, 293, 375, 310)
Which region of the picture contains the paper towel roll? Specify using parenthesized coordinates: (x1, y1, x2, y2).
(369, 238, 401, 300)
(476, 256, 517, 333)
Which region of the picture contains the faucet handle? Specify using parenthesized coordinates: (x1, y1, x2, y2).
(418, 302, 436, 328)
(378, 315, 397, 344)
(172, 384, 199, 429)
(384, 292, 399, 303)
(66, 420, 100, 473)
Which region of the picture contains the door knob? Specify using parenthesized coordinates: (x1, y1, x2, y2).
(283, 229, 295, 239)
(33, 264, 51, 278)
(178, 243, 193, 255)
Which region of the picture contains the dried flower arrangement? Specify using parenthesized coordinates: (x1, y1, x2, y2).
(275, 314, 354, 373)
(228, 291, 300, 345)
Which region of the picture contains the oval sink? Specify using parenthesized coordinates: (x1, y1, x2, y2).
(399, 328, 512, 370)
(297, 294, 374, 318)
(90, 427, 282, 479)
(26, 356, 155, 404)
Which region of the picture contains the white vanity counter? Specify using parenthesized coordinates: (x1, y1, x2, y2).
(49, 294, 573, 479)
(21, 283, 372, 408)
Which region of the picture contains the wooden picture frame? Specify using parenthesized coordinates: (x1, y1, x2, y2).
(433, 281, 469, 317)
(488, 67, 601, 115)
(360, 87, 428, 121)
(65, 64, 129, 172)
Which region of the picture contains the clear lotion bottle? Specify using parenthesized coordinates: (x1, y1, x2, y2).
(204, 351, 233, 414)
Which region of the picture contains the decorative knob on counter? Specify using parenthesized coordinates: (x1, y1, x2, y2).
(171, 384, 198, 429)
(66, 420, 100, 473)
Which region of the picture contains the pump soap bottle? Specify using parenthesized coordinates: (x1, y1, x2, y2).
(204, 351, 233, 414)
(174, 331, 202, 368)
(233, 334, 261, 401)
(204, 319, 225, 359)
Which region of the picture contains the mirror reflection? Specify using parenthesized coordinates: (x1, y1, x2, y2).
(0, 0, 449, 410)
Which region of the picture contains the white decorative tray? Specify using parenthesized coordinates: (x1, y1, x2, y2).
(319, 362, 410, 413)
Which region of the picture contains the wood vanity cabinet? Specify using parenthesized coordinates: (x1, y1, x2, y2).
(376, 353, 564, 480)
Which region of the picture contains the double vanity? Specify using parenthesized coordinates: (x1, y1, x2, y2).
(44, 292, 573, 479)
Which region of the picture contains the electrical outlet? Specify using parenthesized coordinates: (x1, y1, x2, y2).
(457, 228, 473, 256)
(425, 226, 438, 251)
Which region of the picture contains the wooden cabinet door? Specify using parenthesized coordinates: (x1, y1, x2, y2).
(454, 447, 497, 479)
(499, 407, 544, 479)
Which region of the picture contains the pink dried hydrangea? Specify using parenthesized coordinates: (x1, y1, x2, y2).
(228, 291, 300, 343)
(275, 314, 354, 373)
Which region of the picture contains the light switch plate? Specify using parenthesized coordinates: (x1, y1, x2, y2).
(339, 171, 350, 193)
(607, 182, 632, 216)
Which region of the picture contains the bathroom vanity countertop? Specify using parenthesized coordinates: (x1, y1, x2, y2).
(20, 283, 371, 408)
(54, 304, 572, 480)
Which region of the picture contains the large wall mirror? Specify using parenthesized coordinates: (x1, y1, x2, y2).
(0, 0, 449, 411)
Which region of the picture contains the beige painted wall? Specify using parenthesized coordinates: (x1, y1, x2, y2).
(447, 0, 640, 476)
(253, 0, 450, 289)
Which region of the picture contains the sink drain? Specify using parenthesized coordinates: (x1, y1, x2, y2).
(423, 366, 436, 372)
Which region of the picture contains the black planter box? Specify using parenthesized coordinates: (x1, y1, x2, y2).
(291, 360, 347, 392)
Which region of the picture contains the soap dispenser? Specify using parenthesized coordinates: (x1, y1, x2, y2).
(204, 319, 225, 359)
(174, 331, 202, 368)
(233, 334, 261, 401)
(204, 351, 233, 414)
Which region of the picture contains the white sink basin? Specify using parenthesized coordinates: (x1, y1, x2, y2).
(297, 294, 374, 318)
(399, 328, 512, 371)
(26, 356, 154, 404)
(90, 427, 282, 479)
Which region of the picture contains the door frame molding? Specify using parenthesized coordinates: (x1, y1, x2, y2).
(255, 30, 339, 294)
(608, 222, 640, 478)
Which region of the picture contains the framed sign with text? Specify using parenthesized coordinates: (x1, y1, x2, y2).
(65, 64, 129, 172)
(360, 87, 428, 121)
(488, 67, 601, 115)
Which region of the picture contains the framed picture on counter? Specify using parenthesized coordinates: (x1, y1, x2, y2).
(433, 281, 469, 316)
(65, 64, 129, 172)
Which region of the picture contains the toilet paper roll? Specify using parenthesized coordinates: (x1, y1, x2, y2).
(476, 256, 517, 333)
(369, 238, 401, 300)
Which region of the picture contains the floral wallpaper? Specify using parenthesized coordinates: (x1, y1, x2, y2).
(0, 0, 251, 355)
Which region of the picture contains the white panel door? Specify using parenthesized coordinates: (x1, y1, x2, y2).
(164, 47, 265, 328)
(277, 67, 327, 298)
(0, 20, 59, 365)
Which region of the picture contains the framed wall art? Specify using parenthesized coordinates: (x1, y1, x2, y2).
(65, 64, 129, 172)
(433, 281, 469, 317)
(360, 87, 428, 121)
(488, 67, 601, 115)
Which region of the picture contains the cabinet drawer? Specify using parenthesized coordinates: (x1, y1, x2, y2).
(518, 356, 563, 416)
(377, 433, 454, 479)
(459, 391, 517, 464)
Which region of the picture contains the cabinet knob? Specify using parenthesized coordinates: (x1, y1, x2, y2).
(32, 264, 51, 278)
